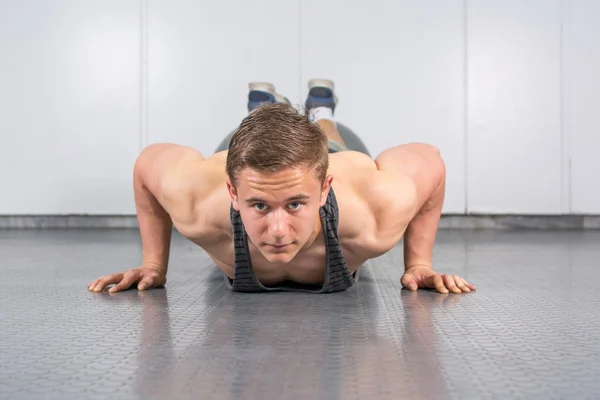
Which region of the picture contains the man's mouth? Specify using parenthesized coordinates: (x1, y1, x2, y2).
(267, 243, 290, 249)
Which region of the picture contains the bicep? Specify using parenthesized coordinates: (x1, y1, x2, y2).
(365, 169, 420, 247)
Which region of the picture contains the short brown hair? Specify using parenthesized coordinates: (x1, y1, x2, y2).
(226, 103, 329, 186)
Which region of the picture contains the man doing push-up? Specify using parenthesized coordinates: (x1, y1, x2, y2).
(88, 79, 476, 294)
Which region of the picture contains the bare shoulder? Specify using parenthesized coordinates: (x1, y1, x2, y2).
(328, 151, 419, 254)
(171, 151, 231, 238)
(138, 145, 230, 237)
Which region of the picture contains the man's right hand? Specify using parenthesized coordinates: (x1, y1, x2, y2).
(87, 264, 166, 293)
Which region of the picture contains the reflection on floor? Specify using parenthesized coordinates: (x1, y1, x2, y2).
(1, 229, 599, 399)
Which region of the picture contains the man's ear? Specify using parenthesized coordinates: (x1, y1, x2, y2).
(320, 175, 333, 207)
(226, 179, 240, 211)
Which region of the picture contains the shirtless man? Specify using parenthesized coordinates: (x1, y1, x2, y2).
(88, 79, 476, 295)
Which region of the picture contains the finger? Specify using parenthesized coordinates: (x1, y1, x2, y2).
(88, 278, 106, 291)
(92, 274, 123, 292)
(443, 275, 461, 294)
(401, 275, 418, 291)
(458, 277, 477, 291)
(432, 275, 449, 294)
(108, 271, 139, 293)
(88, 277, 108, 289)
(88, 279, 100, 291)
(454, 275, 471, 293)
(463, 279, 477, 291)
(137, 276, 155, 291)
(422, 274, 443, 292)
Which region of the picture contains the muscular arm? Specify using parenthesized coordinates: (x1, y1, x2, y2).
(402, 175, 445, 271)
(373, 143, 446, 270)
(374, 143, 474, 293)
(133, 143, 206, 274)
(87, 144, 216, 293)
(133, 154, 173, 274)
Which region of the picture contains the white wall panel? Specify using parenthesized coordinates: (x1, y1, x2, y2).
(563, 0, 600, 214)
(467, 1, 562, 214)
(147, 0, 301, 156)
(0, 0, 141, 214)
(301, 0, 466, 213)
(2, 1, 599, 217)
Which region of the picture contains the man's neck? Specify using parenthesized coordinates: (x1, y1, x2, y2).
(298, 212, 325, 254)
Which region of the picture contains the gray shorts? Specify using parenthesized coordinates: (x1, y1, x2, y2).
(328, 140, 347, 153)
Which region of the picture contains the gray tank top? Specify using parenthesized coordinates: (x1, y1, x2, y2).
(224, 188, 357, 293)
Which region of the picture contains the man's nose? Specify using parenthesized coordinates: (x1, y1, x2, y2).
(268, 209, 289, 237)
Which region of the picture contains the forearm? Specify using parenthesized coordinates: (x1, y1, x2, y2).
(403, 180, 444, 270)
(134, 172, 173, 274)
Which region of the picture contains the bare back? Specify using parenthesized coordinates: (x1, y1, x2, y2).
(152, 147, 419, 285)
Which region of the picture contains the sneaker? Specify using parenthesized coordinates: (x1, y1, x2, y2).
(305, 78, 338, 113)
(247, 82, 290, 112)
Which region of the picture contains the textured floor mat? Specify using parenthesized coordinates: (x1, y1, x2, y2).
(1, 229, 600, 399)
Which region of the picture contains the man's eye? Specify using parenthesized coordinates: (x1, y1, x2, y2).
(288, 202, 301, 210)
(254, 203, 267, 211)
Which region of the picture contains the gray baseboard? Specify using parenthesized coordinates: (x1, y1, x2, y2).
(438, 214, 600, 230)
(0, 215, 139, 229)
(1, 214, 600, 230)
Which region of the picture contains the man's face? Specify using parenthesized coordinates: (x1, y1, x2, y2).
(227, 166, 332, 264)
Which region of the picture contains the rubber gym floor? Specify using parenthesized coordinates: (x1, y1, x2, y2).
(1, 228, 599, 399)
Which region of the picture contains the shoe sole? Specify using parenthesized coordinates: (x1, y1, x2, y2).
(249, 82, 290, 104)
(307, 78, 338, 106)
(249, 82, 277, 93)
(308, 78, 335, 91)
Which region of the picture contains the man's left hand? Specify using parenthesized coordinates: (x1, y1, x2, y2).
(401, 265, 476, 294)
